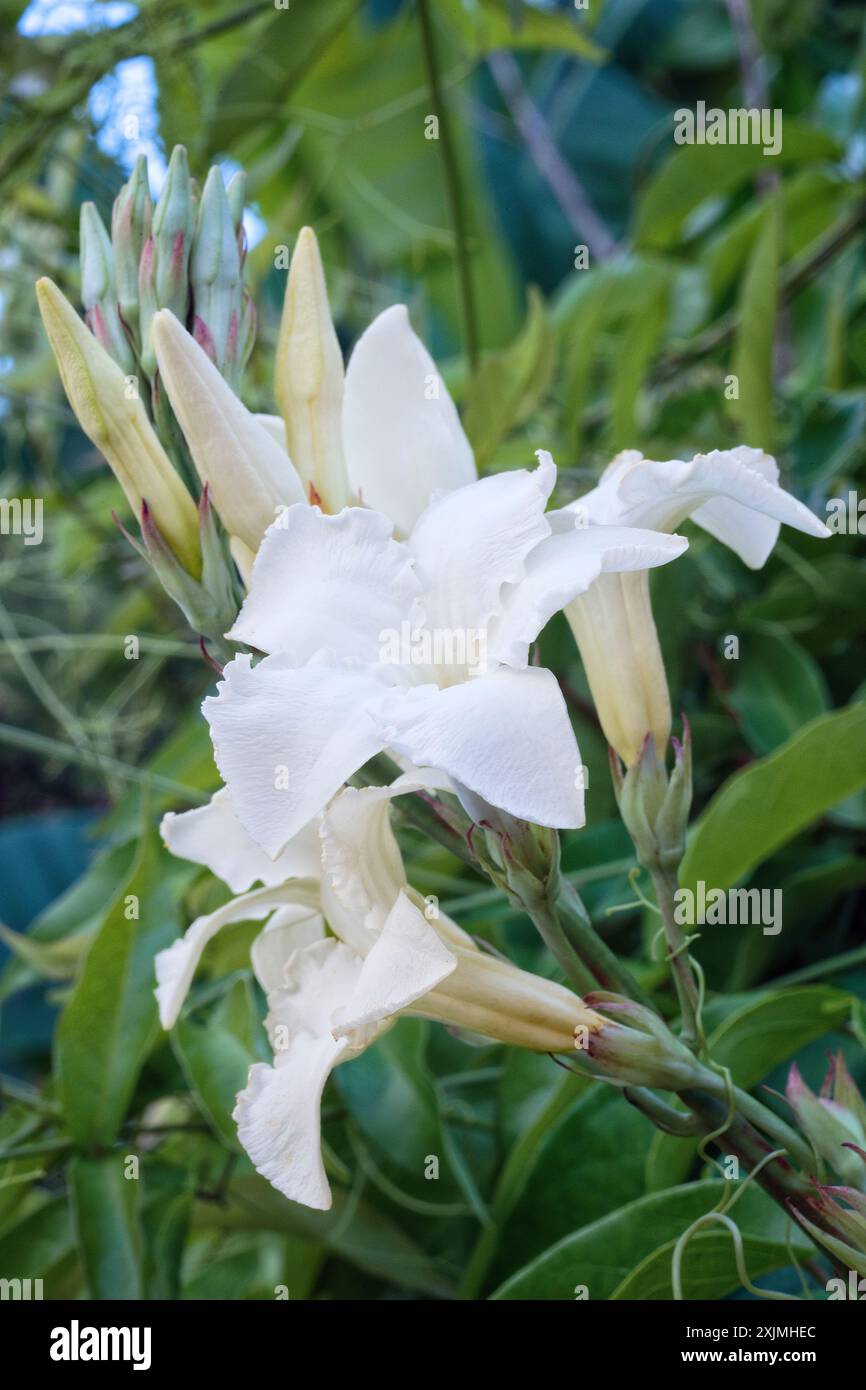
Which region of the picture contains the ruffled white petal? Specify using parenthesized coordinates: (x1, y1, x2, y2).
(332, 890, 456, 1036)
(205, 652, 389, 857)
(373, 665, 584, 829)
(489, 522, 688, 667)
(574, 446, 830, 567)
(155, 882, 317, 1029)
(342, 305, 476, 534)
(234, 1032, 348, 1210)
(228, 504, 420, 662)
(161, 787, 322, 894)
(250, 904, 326, 994)
(407, 451, 556, 640)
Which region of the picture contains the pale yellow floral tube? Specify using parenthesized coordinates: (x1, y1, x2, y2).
(565, 569, 672, 767)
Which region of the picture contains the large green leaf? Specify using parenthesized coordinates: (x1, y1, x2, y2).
(680, 704, 866, 894)
(725, 630, 829, 754)
(491, 1179, 809, 1300)
(55, 829, 190, 1148)
(69, 1154, 144, 1300)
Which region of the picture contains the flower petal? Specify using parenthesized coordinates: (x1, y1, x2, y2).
(407, 450, 556, 640)
(161, 787, 322, 894)
(575, 446, 830, 566)
(205, 652, 388, 856)
(155, 882, 318, 1029)
(228, 504, 420, 662)
(250, 904, 326, 994)
(373, 665, 584, 829)
(234, 1033, 348, 1210)
(489, 521, 688, 667)
(342, 304, 476, 534)
(332, 890, 456, 1036)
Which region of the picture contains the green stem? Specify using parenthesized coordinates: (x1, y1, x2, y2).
(523, 893, 597, 994)
(556, 877, 653, 1006)
(416, 0, 480, 372)
(649, 863, 703, 1052)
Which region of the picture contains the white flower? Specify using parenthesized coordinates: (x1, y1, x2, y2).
(204, 451, 686, 852)
(156, 775, 604, 1210)
(564, 447, 831, 764)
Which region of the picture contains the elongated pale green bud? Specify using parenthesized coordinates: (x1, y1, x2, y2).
(226, 169, 247, 238)
(36, 277, 201, 577)
(140, 145, 193, 376)
(275, 226, 351, 512)
(80, 202, 134, 373)
(111, 153, 152, 334)
(190, 167, 243, 385)
(151, 308, 306, 552)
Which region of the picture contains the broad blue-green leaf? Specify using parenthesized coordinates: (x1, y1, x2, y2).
(680, 704, 866, 894)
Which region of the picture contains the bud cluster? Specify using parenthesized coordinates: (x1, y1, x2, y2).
(81, 146, 255, 397)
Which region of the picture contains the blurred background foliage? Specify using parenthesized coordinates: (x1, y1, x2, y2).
(0, 0, 865, 1301)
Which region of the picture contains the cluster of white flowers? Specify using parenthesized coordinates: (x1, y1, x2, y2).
(38, 226, 830, 1211)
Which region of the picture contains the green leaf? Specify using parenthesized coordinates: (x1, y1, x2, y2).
(463, 288, 555, 469)
(198, 1173, 456, 1298)
(439, 0, 605, 61)
(491, 1179, 809, 1299)
(680, 704, 866, 894)
(635, 124, 840, 250)
(732, 195, 779, 451)
(172, 977, 261, 1146)
(334, 1019, 445, 1183)
(69, 1153, 144, 1300)
(611, 1228, 810, 1300)
(0, 1197, 74, 1288)
(726, 630, 829, 754)
(55, 828, 190, 1147)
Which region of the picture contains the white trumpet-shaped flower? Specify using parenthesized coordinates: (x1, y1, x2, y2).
(564, 446, 831, 765)
(156, 775, 604, 1210)
(204, 451, 687, 852)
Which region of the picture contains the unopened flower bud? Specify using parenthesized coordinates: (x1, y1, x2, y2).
(578, 992, 710, 1091)
(111, 153, 152, 335)
(140, 145, 193, 376)
(787, 1056, 866, 1190)
(151, 308, 305, 552)
(190, 166, 243, 387)
(614, 720, 692, 874)
(37, 277, 200, 577)
(79, 202, 134, 373)
(275, 226, 351, 512)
